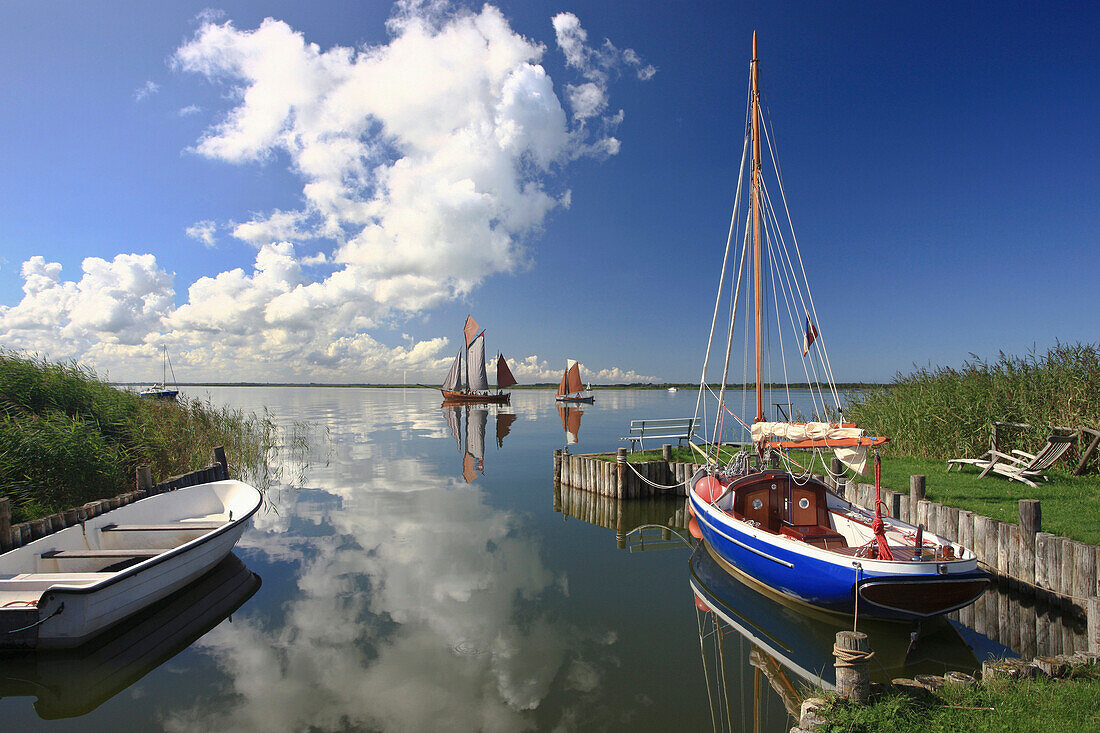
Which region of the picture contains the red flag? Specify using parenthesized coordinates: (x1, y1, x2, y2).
(463, 315, 479, 347)
(802, 315, 818, 356)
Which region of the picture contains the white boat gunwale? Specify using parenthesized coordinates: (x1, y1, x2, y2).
(24, 481, 261, 598)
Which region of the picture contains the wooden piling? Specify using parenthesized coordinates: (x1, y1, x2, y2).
(1089, 597, 1100, 654)
(616, 448, 626, 500)
(996, 521, 1011, 580)
(1059, 537, 1075, 609)
(1019, 500, 1041, 586)
(829, 456, 843, 490)
(909, 475, 925, 525)
(834, 631, 871, 702)
(30, 518, 48, 540)
(1075, 543, 1098, 614)
(662, 444, 672, 463)
(0, 497, 10, 552)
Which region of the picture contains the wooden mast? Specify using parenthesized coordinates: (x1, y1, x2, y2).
(751, 32, 764, 423)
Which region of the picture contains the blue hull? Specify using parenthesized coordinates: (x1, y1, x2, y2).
(689, 488, 989, 621)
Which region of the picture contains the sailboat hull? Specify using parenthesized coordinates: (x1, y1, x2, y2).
(440, 390, 510, 404)
(688, 474, 989, 621)
(555, 395, 594, 404)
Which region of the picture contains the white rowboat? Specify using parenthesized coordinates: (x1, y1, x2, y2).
(0, 480, 261, 649)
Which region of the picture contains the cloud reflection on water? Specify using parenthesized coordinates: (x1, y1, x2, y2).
(163, 391, 613, 732)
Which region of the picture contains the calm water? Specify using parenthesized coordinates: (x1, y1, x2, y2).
(0, 387, 1086, 731)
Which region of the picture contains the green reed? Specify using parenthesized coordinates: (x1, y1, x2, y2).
(0, 350, 302, 523)
(845, 343, 1100, 462)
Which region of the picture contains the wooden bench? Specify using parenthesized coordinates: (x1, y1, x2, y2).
(101, 522, 224, 532)
(620, 417, 698, 451)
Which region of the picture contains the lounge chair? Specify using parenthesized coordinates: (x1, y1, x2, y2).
(947, 430, 1076, 488)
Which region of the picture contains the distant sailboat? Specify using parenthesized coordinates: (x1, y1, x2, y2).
(440, 315, 515, 404)
(555, 359, 594, 403)
(139, 346, 179, 400)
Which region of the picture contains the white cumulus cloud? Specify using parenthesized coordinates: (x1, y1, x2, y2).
(0, 3, 655, 383)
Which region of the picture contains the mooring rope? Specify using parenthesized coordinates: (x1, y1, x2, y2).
(832, 643, 875, 667)
(4, 603, 64, 635)
(620, 458, 692, 491)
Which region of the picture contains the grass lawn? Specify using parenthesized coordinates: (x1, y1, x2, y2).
(818, 668, 1100, 733)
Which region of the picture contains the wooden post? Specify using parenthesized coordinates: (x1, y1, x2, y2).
(829, 456, 843, 490)
(62, 508, 80, 528)
(909, 475, 925, 525)
(1089, 596, 1100, 654)
(214, 445, 229, 478)
(553, 450, 562, 486)
(662, 444, 672, 463)
(616, 448, 627, 500)
(0, 497, 10, 552)
(834, 631, 871, 702)
(136, 465, 153, 492)
(30, 518, 48, 540)
(1019, 500, 1041, 586)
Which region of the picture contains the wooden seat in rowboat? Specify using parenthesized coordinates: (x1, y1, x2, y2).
(40, 549, 171, 559)
(101, 521, 225, 532)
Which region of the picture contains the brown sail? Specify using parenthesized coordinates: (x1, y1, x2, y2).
(496, 354, 517, 389)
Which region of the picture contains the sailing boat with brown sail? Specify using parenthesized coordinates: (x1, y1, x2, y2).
(440, 315, 516, 404)
(555, 359, 594, 403)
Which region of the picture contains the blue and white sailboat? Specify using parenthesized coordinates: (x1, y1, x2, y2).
(685, 34, 988, 622)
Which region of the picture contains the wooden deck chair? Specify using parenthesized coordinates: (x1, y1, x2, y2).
(948, 431, 1076, 488)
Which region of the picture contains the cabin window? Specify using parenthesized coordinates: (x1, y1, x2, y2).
(752, 498, 763, 510)
(798, 497, 810, 510)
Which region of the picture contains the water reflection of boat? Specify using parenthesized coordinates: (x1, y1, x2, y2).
(689, 543, 981, 708)
(557, 401, 584, 445)
(0, 553, 260, 720)
(443, 404, 514, 482)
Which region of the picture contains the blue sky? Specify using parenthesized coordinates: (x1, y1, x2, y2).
(1, 1, 1096, 384)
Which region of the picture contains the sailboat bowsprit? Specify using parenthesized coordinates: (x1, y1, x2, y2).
(440, 315, 515, 404)
(686, 34, 988, 622)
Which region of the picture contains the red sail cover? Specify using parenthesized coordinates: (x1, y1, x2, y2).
(463, 315, 480, 347)
(496, 354, 517, 388)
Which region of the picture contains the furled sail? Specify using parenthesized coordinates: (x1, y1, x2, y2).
(442, 351, 462, 391)
(468, 333, 488, 391)
(749, 421, 885, 474)
(496, 354, 517, 389)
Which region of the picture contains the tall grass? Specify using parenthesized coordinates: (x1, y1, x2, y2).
(0, 350, 297, 522)
(845, 343, 1100, 461)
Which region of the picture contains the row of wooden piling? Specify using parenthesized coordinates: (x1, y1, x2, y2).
(0, 447, 230, 553)
(827, 467, 1099, 618)
(553, 446, 694, 499)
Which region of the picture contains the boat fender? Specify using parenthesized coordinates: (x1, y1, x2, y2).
(688, 518, 703, 540)
(694, 476, 724, 504)
(694, 594, 712, 613)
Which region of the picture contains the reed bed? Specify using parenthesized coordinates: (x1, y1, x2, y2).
(845, 343, 1100, 462)
(0, 350, 302, 522)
